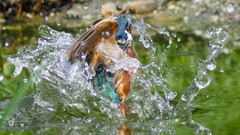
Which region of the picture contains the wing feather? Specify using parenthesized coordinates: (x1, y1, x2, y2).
(67, 19, 118, 63)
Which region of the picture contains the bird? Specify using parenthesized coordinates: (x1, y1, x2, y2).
(66, 14, 138, 116)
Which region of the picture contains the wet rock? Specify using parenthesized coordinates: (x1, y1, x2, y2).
(66, 10, 82, 19)
(121, 1, 157, 14)
(100, 2, 120, 17)
(100, 1, 157, 17)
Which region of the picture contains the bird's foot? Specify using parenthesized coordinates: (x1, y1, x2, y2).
(118, 103, 130, 117)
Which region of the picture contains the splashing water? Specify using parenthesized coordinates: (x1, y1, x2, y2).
(226, 2, 234, 13)
(175, 25, 228, 117)
(6, 14, 227, 132)
(8, 25, 128, 121)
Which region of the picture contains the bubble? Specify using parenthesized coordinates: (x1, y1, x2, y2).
(227, 2, 234, 13)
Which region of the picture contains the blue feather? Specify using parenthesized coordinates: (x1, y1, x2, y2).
(95, 65, 121, 104)
(114, 14, 132, 47)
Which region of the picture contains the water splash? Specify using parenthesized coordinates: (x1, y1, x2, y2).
(175, 23, 228, 117)
(97, 43, 140, 73)
(6, 14, 227, 134)
(7, 21, 176, 123)
(226, 2, 234, 13)
(8, 25, 121, 119)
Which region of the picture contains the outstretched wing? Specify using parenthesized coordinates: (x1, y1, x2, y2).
(66, 19, 118, 63)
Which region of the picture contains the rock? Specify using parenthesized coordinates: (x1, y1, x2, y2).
(234, 14, 240, 23)
(100, 1, 158, 17)
(121, 1, 157, 14)
(100, 2, 120, 17)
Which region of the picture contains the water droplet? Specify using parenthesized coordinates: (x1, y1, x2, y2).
(177, 37, 181, 42)
(220, 67, 224, 72)
(165, 91, 177, 100)
(194, 30, 202, 35)
(80, 54, 86, 60)
(227, 2, 234, 13)
(4, 42, 10, 47)
(209, 40, 223, 49)
(214, 28, 228, 42)
(169, 38, 172, 45)
(194, 75, 211, 89)
(84, 2, 89, 9)
(106, 31, 110, 36)
(60, 89, 67, 95)
(23, 76, 28, 83)
(8, 119, 15, 126)
(226, 18, 232, 27)
(207, 27, 215, 35)
(206, 56, 216, 71)
(172, 33, 177, 37)
(26, 13, 32, 18)
(0, 75, 3, 81)
(44, 16, 49, 21)
(20, 123, 25, 127)
(80, 41, 85, 46)
(95, 5, 102, 12)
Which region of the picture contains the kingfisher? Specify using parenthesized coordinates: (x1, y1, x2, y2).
(66, 14, 138, 116)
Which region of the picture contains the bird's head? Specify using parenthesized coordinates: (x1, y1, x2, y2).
(112, 14, 134, 49)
